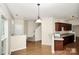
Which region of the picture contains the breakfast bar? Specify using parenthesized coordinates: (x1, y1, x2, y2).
(54, 33, 75, 50)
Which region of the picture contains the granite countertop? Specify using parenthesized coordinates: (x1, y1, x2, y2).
(55, 37, 64, 40)
(54, 32, 75, 40)
(61, 33, 74, 37)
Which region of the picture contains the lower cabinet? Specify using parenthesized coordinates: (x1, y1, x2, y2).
(54, 35, 74, 51)
(63, 35, 74, 45)
(54, 40, 64, 50)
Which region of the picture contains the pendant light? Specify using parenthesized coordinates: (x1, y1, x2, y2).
(35, 3, 42, 23)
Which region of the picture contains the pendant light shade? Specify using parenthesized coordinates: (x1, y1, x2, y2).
(35, 3, 42, 23)
(35, 18, 42, 23)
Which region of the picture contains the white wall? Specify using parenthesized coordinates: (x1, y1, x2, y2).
(35, 25, 41, 41)
(24, 20, 28, 35)
(14, 19, 24, 35)
(68, 19, 79, 25)
(55, 18, 68, 23)
(41, 17, 55, 53)
(0, 4, 13, 54)
(10, 19, 15, 35)
(11, 35, 26, 52)
(67, 19, 79, 37)
(27, 20, 36, 37)
(41, 17, 55, 46)
(24, 20, 39, 41)
(72, 25, 79, 37)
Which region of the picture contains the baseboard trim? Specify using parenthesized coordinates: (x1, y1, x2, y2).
(11, 47, 26, 53)
(27, 40, 41, 43)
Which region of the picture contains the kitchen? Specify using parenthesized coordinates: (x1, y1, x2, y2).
(54, 18, 76, 52)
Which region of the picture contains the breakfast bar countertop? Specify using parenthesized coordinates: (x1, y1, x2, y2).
(61, 33, 74, 38)
(54, 32, 75, 40)
(54, 37, 64, 40)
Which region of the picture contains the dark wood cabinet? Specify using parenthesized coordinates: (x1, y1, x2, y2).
(55, 23, 62, 31)
(63, 35, 74, 45)
(64, 24, 72, 31)
(54, 35, 74, 50)
(54, 40, 64, 50)
(55, 22, 72, 31)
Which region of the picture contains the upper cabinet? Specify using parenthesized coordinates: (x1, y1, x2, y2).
(55, 22, 72, 31)
(64, 23, 72, 31)
(55, 22, 62, 31)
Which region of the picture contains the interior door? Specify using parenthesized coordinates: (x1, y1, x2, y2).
(0, 15, 6, 55)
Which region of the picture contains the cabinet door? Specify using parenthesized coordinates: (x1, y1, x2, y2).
(55, 22, 72, 31)
(63, 23, 66, 31)
(63, 36, 70, 45)
(64, 23, 72, 31)
(55, 23, 62, 31)
(68, 24, 72, 30)
(54, 40, 64, 50)
(63, 35, 74, 45)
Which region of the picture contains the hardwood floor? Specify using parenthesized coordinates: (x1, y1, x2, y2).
(11, 41, 52, 55)
(11, 37, 79, 55)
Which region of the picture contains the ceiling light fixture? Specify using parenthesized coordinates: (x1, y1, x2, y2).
(35, 3, 42, 23)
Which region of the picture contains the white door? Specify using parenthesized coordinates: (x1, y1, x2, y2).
(0, 14, 7, 55)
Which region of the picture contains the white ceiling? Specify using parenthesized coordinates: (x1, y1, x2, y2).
(6, 3, 79, 20)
